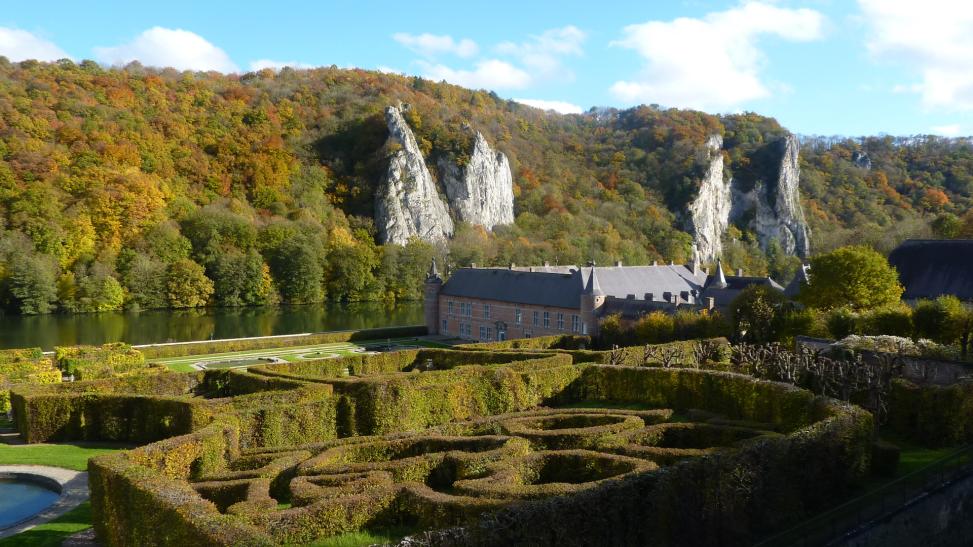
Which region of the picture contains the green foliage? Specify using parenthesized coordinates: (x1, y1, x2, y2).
(826, 308, 859, 339)
(53, 343, 147, 380)
(729, 285, 789, 343)
(859, 304, 914, 338)
(800, 246, 904, 311)
(166, 258, 214, 308)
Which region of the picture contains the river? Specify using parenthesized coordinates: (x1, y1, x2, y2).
(0, 301, 424, 350)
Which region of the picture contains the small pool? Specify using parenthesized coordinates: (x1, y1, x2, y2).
(0, 477, 60, 529)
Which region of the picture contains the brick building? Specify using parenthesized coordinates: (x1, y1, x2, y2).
(424, 258, 783, 342)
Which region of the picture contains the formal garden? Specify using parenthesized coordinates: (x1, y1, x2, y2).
(2, 321, 972, 546)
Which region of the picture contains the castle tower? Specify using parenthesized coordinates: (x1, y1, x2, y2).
(580, 266, 607, 337)
(424, 259, 443, 335)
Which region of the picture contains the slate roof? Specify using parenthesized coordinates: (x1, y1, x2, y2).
(578, 265, 708, 301)
(888, 240, 973, 301)
(701, 276, 785, 309)
(440, 268, 584, 308)
(440, 264, 785, 311)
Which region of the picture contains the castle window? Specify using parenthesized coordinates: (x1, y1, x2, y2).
(557, 313, 565, 330)
(486, 327, 493, 340)
(479, 325, 487, 340)
(572, 315, 580, 333)
(483, 304, 491, 319)
(515, 308, 522, 324)
(543, 311, 550, 328)
(533, 311, 540, 326)
(447, 301, 454, 315)
(441, 319, 448, 335)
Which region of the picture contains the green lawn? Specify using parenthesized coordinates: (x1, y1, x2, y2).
(0, 442, 127, 471)
(153, 337, 447, 372)
(0, 502, 92, 547)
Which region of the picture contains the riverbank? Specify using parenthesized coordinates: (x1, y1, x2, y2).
(0, 302, 424, 350)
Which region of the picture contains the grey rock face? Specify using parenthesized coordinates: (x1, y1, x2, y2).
(375, 105, 454, 245)
(440, 132, 514, 230)
(688, 134, 730, 262)
(852, 150, 872, 170)
(730, 134, 811, 258)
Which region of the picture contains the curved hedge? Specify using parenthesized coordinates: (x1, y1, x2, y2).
(85, 360, 872, 547)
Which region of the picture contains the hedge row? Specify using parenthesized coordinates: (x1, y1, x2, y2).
(137, 326, 427, 359)
(414, 368, 873, 547)
(249, 349, 559, 384)
(88, 420, 275, 546)
(456, 334, 591, 351)
(0, 353, 61, 413)
(886, 379, 973, 447)
(55, 343, 148, 380)
(85, 364, 872, 547)
(10, 369, 337, 448)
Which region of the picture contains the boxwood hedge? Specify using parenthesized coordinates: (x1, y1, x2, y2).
(82, 355, 872, 547)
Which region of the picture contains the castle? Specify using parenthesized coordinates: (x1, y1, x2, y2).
(424, 258, 783, 342)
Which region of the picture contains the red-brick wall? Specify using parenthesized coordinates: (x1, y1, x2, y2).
(438, 296, 584, 341)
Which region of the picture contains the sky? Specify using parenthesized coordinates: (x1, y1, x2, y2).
(2, 0, 972, 137)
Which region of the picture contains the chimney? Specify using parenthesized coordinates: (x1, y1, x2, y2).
(736, 268, 744, 277)
(626, 294, 636, 300)
(706, 297, 716, 310)
(615, 260, 623, 267)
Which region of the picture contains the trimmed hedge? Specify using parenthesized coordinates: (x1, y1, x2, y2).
(55, 343, 147, 380)
(88, 421, 275, 546)
(456, 335, 591, 351)
(886, 379, 973, 447)
(137, 326, 427, 360)
(0, 351, 61, 413)
(85, 362, 873, 547)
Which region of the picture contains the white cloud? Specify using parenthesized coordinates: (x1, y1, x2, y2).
(418, 59, 531, 90)
(392, 33, 478, 58)
(610, 2, 824, 110)
(931, 124, 962, 136)
(0, 27, 68, 61)
(396, 26, 584, 92)
(860, 0, 973, 110)
(94, 27, 237, 72)
(514, 98, 584, 114)
(249, 59, 317, 71)
(496, 26, 586, 82)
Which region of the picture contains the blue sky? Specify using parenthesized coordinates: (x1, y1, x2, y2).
(2, 0, 971, 136)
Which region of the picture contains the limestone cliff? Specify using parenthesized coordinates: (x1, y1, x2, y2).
(731, 134, 811, 258)
(439, 131, 514, 230)
(688, 134, 730, 262)
(375, 105, 453, 245)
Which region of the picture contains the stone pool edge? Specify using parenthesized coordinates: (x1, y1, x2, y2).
(0, 465, 89, 540)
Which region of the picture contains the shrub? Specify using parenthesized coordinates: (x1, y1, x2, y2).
(859, 304, 913, 338)
(0, 351, 61, 413)
(54, 343, 147, 380)
(826, 308, 859, 339)
(871, 440, 900, 477)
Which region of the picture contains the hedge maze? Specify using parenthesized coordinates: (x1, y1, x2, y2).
(10, 336, 877, 546)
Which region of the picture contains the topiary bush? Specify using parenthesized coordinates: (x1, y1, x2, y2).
(54, 343, 147, 380)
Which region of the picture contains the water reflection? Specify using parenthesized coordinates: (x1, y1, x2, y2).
(0, 302, 424, 350)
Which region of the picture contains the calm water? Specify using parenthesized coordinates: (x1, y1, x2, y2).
(0, 478, 59, 528)
(0, 302, 424, 350)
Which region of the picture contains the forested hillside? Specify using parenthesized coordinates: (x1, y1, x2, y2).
(0, 58, 969, 314)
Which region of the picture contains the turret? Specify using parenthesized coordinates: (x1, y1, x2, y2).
(424, 259, 443, 335)
(713, 258, 728, 289)
(580, 266, 607, 336)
